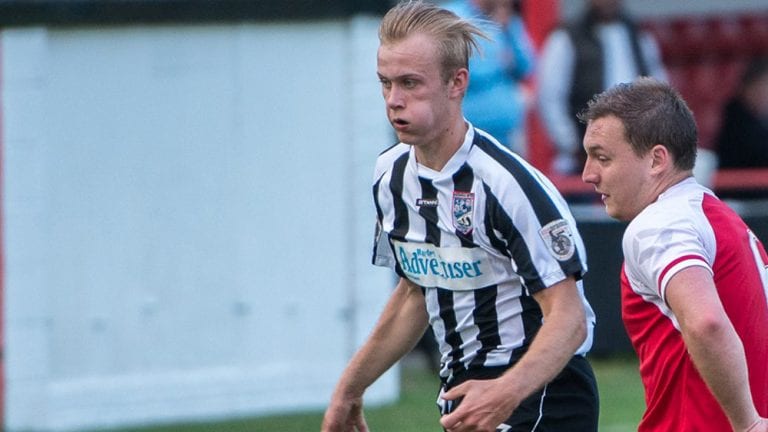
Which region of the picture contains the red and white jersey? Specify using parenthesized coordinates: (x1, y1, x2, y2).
(621, 178, 768, 432)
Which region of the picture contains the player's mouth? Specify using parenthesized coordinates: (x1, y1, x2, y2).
(392, 118, 409, 130)
(595, 189, 608, 202)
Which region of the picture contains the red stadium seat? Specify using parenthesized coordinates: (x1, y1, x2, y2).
(646, 14, 767, 151)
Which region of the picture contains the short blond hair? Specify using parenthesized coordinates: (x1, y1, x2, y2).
(379, 1, 487, 82)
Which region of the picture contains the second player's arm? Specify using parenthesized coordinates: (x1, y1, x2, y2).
(666, 266, 764, 432)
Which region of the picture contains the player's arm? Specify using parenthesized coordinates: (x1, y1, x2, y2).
(666, 266, 766, 432)
(322, 277, 429, 432)
(440, 276, 586, 432)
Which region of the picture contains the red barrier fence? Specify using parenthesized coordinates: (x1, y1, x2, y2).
(550, 168, 768, 199)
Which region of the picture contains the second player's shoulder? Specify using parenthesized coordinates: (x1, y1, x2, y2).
(630, 181, 709, 232)
(625, 198, 696, 248)
(623, 185, 715, 271)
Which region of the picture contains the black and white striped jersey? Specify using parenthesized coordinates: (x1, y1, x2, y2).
(372, 124, 595, 382)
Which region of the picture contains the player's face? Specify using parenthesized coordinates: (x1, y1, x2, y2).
(377, 33, 459, 148)
(582, 115, 656, 221)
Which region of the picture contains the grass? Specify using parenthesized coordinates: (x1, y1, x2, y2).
(592, 355, 645, 432)
(103, 355, 645, 432)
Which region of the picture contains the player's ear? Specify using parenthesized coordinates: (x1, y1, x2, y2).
(649, 144, 671, 173)
(449, 67, 469, 98)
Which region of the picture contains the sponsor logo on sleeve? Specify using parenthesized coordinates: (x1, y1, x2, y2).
(538, 219, 576, 261)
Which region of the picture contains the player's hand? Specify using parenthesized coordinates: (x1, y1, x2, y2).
(321, 395, 368, 432)
(439, 379, 517, 432)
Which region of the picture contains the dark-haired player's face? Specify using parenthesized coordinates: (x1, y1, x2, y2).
(377, 32, 455, 148)
(582, 115, 656, 221)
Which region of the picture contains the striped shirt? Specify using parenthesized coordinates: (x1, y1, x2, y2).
(372, 124, 595, 382)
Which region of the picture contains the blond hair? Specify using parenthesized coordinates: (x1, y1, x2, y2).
(379, 1, 487, 82)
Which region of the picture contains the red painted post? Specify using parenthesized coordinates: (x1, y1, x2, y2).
(523, 0, 560, 173)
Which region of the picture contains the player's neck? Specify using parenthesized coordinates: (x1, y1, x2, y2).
(652, 170, 695, 201)
(414, 119, 468, 171)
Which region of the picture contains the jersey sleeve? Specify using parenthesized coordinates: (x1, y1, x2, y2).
(486, 158, 588, 294)
(623, 209, 713, 303)
(369, 147, 403, 272)
(371, 217, 395, 268)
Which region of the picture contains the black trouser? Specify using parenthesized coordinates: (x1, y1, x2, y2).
(437, 355, 599, 432)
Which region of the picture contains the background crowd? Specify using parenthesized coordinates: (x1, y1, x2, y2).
(444, 0, 768, 202)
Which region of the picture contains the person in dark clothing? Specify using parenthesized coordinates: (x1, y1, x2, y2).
(716, 57, 768, 170)
(537, 0, 667, 176)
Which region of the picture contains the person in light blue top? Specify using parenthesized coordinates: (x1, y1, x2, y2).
(444, 0, 535, 152)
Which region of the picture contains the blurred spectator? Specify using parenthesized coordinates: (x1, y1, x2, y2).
(715, 57, 768, 169)
(537, 0, 667, 175)
(444, 0, 535, 153)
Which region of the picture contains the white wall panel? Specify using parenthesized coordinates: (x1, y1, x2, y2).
(2, 17, 395, 431)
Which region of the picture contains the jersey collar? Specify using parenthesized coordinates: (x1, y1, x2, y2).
(412, 120, 474, 180)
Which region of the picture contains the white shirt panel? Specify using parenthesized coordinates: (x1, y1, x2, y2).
(622, 179, 718, 328)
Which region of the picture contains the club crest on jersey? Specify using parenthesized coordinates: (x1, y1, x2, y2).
(539, 219, 575, 261)
(452, 192, 474, 235)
